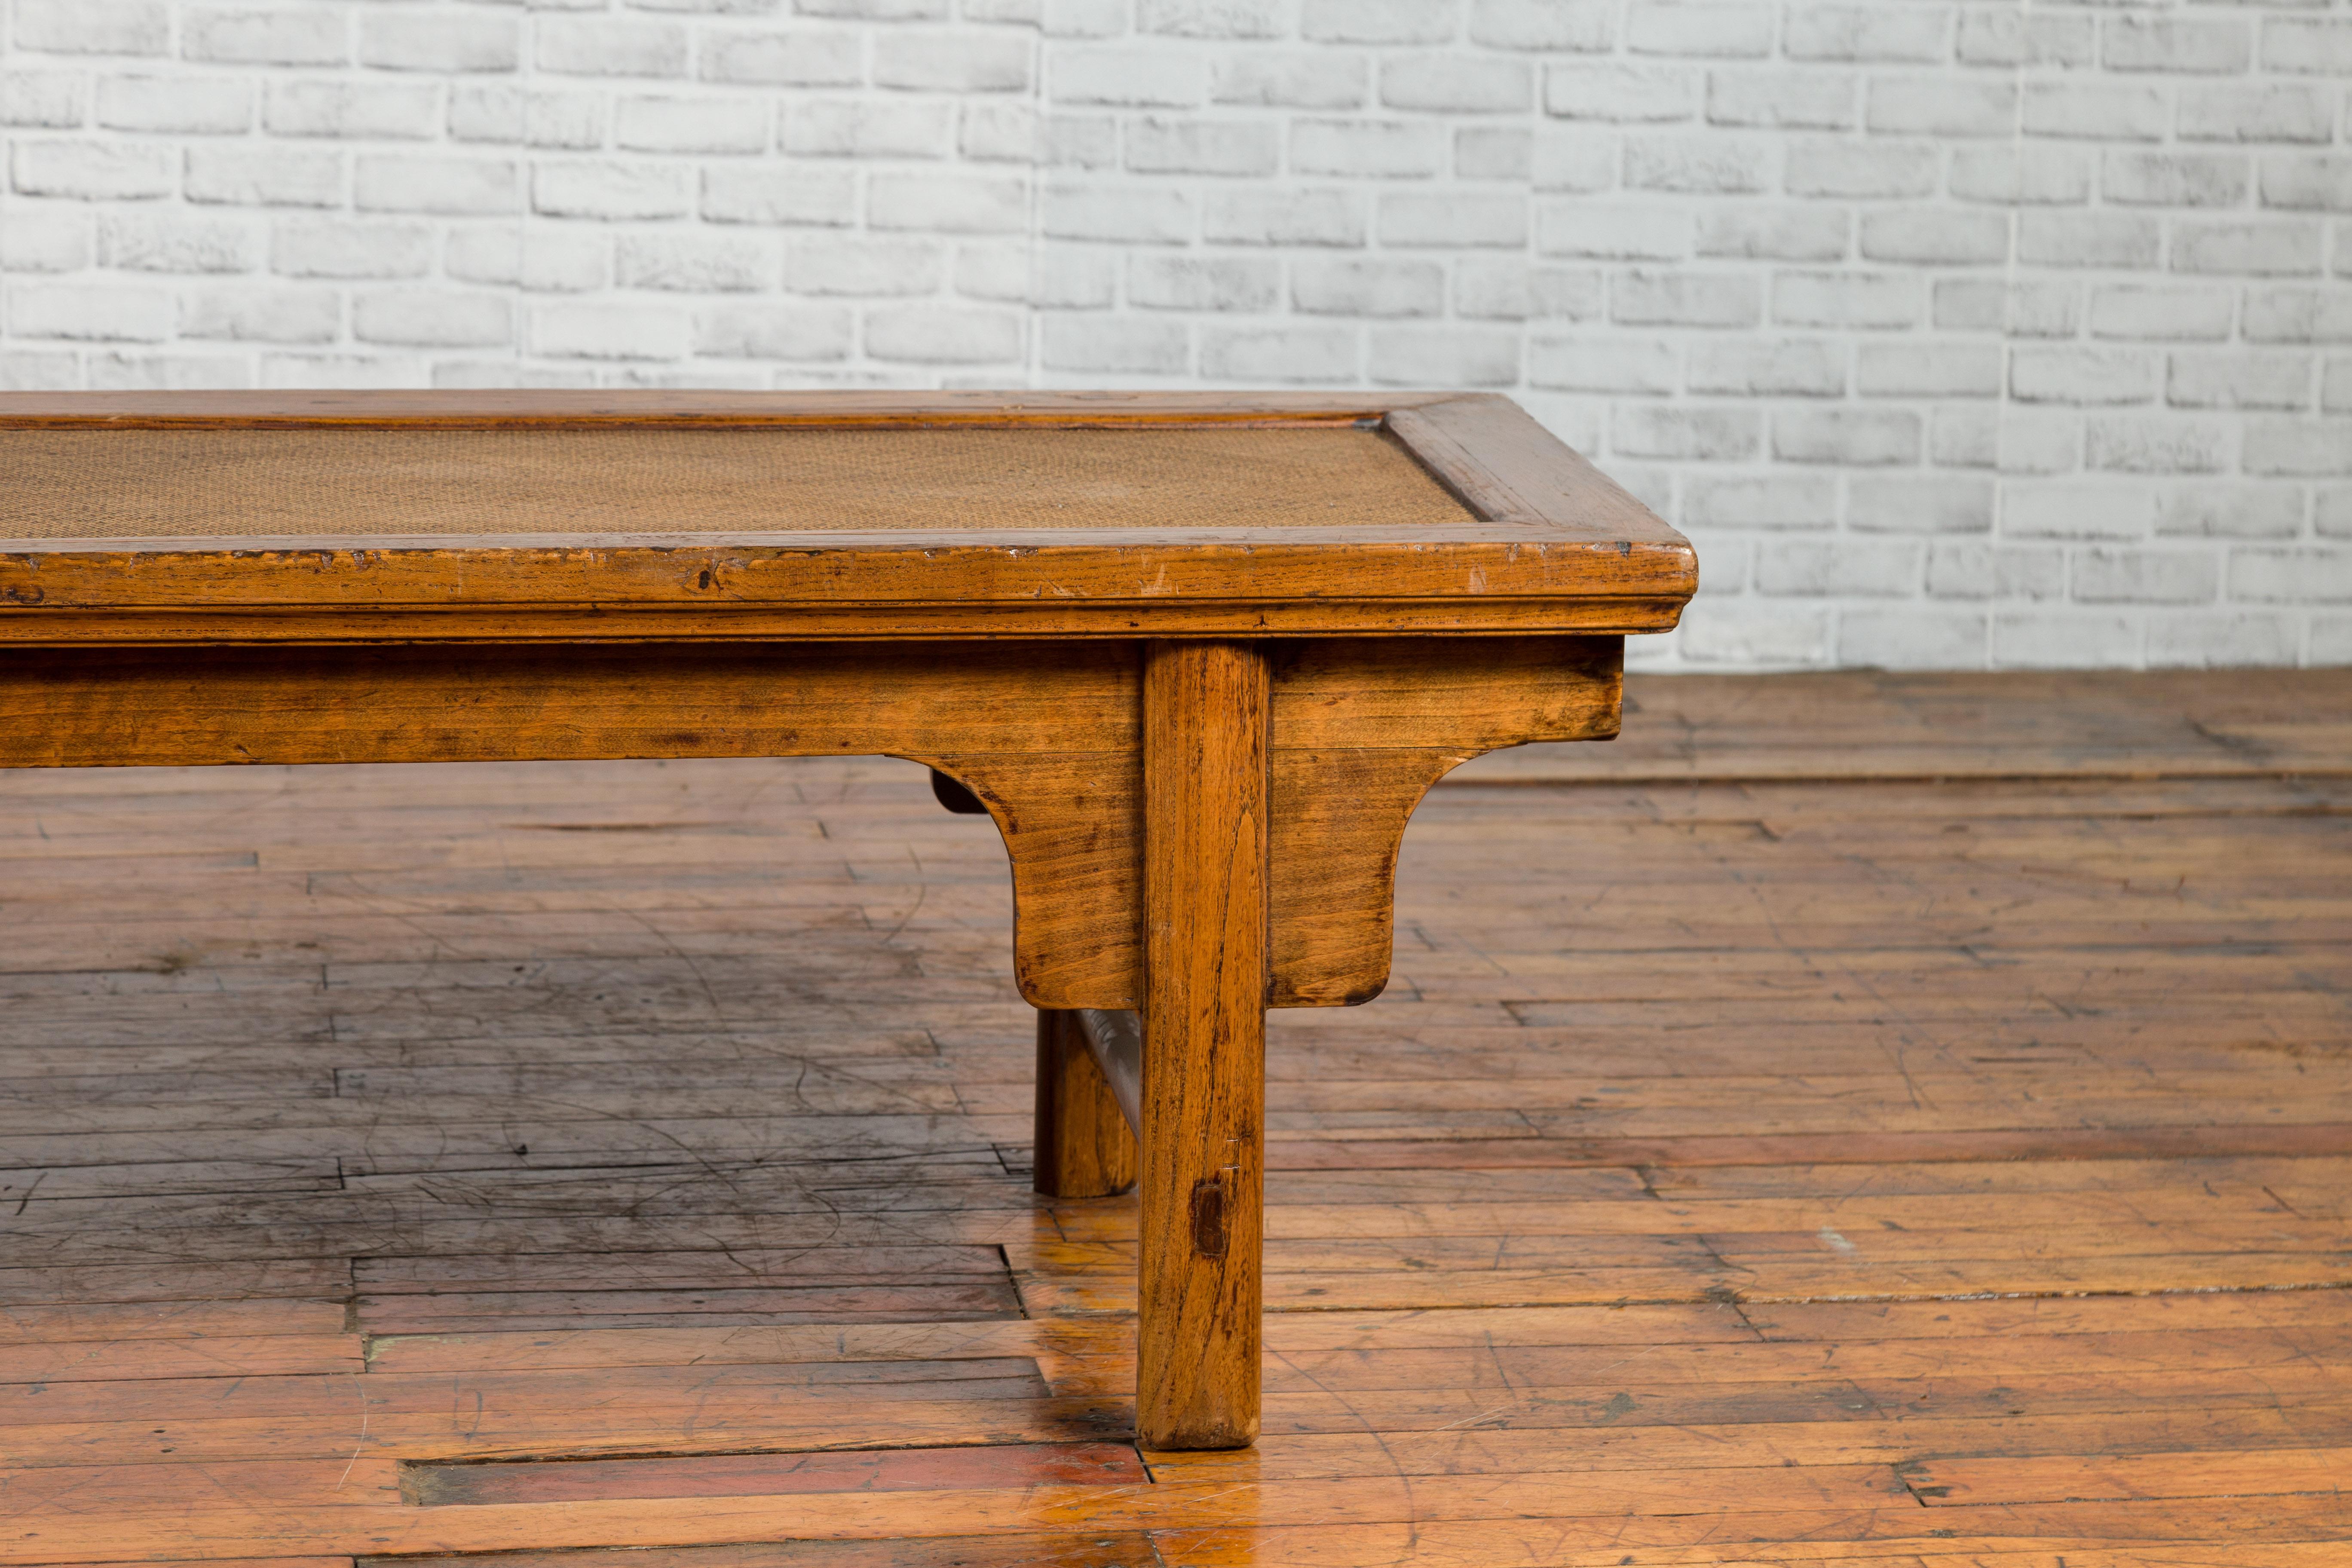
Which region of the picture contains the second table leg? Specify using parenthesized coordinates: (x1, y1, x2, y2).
(1137, 640, 1268, 1451)
(1032, 1008, 1136, 1199)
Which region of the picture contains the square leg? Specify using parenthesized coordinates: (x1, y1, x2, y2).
(1137, 640, 1268, 1451)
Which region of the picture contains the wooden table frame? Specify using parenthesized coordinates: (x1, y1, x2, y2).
(0, 390, 1696, 1451)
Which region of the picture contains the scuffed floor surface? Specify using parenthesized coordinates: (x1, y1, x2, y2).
(2, 669, 2349, 1566)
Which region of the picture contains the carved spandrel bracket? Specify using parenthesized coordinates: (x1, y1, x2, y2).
(944, 635, 1623, 1011)
(0, 633, 1620, 1014)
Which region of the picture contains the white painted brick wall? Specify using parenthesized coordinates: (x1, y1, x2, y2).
(5, 0, 2351, 669)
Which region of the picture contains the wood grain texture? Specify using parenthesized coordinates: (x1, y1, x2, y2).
(0, 392, 1695, 644)
(1453, 666, 2352, 785)
(1032, 1011, 1136, 1200)
(0, 596, 1693, 648)
(924, 750, 1140, 1010)
(1136, 641, 1269, 1452)
(373, 1541, 1155, 1568)
(0, 643, 1136, 767)
(0, 635, 1620, 1013)
(406, 1440, 1147, 1506)
(1266, 636, 1621, 1005)
(3, 668, 2346, 1561)
(1385, 396, 1682, 548)
(0, 640, 1145, 1009)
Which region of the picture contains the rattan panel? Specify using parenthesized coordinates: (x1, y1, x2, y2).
(2, 425, 1476, 539)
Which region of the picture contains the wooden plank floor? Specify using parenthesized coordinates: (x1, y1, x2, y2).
(2, 669, 2348, 1567)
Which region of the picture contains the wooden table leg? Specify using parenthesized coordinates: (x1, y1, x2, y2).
(1033, 1009, 1136, 1198)
(1137, 640, 1268, 1451)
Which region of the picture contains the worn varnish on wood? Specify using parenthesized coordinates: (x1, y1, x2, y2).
(0, 391, 1692, 643)
(0, 390, 1689, 1458)
(1136, 642, 1270, 1450)
(4, 668, 2352, 1561)
(0, 615, 1620, 1016)
(0, 670, 2347, 1564)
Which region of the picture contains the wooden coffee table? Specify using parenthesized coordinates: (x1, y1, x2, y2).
(0, 390, 1695, 1451)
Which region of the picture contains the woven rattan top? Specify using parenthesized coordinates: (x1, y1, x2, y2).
(2, 424, 1476, 540)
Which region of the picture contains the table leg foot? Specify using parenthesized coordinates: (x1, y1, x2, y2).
(1032, 1008, 1136, 1199)
(1137, 640, 1268, 1452)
